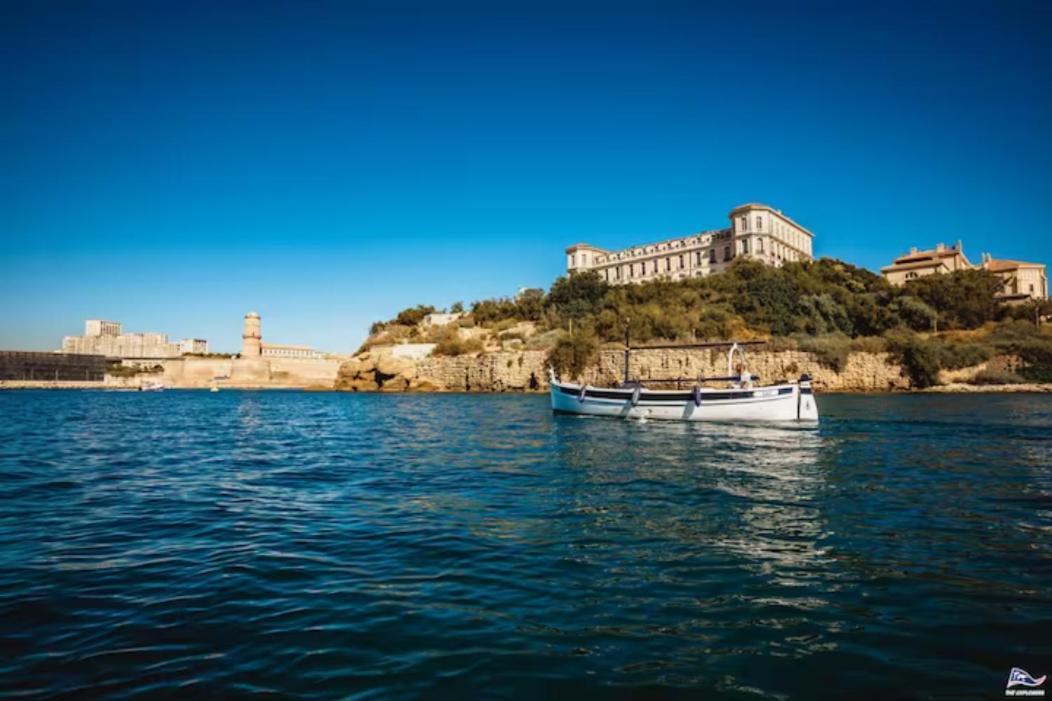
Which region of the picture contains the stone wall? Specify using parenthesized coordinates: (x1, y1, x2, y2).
(582, 349, 910, 392)
(416, 351, 548, 391)
(337, 348, 918, 393)
(121, 356, 343, 389)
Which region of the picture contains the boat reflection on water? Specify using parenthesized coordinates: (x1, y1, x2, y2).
(550, 414, 842, 659)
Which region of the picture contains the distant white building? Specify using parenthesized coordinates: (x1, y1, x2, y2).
(178, 338, 209, 355)
(62, 319, 208, 358)
(421, 312, 463, 328)
(85, 319, 122, 337)
(261, 343, 324, 360)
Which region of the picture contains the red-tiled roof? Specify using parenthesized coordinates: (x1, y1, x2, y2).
(983, 259, 1044, 272)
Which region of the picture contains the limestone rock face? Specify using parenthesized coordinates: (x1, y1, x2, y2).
(349, 377, 380, 392)
(357, 354, 377, 373)
(416, 351, 548, 392)
(376, 354, 415, 379)
(379, 376, 410, 392)
(341, 358, 364, 378)
(336, 351, 419, 392)
(410, 377, 442, 392)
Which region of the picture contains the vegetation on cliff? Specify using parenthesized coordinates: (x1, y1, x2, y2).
(367, 257, 1052, 385)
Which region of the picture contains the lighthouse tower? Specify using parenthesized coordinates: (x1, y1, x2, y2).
(242, 312, 261, 357)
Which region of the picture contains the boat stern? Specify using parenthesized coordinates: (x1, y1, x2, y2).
(797, 375, 819, 421)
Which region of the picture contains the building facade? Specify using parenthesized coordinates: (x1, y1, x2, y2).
(179, 338, 209, 355)
(882, 245, 1048, 302)
(85, 319, 122, 337)
(881, 242, 972, 285)
(62, 319, 208, 358)
(980, 254, 1048, 303)
(565, 204, 815, 285)
(0, 351, 109, 381)
(421, 312, 463, 328)
(242, 312, 262, 357)
(261, 343, 324, 359)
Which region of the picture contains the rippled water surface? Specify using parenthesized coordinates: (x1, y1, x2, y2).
(1, 390, 1050, 699)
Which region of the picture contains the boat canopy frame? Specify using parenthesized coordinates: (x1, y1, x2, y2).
(618, 326, 767, 387)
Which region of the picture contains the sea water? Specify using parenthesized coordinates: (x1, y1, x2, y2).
(1, 391, 1049, 698)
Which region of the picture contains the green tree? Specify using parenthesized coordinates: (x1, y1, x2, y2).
(547, 328, 599, 379)
(906, 269, 1002, 329)
(547, 271, 608, 320)
(394, 304, 436, 327)
(515, 288, 546, 321)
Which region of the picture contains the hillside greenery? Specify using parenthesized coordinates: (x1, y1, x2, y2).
(367, 258, 1052, 384)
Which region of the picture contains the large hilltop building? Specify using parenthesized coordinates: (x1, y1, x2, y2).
(62, 320, 207, 358)
(882, 243, 1047, 302)
(565, 203, 815, 285)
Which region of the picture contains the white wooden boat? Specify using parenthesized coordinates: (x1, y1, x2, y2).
(139, 379, 166, 392)
(549, 341, 818, 423)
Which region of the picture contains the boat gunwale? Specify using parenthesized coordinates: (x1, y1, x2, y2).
(550, 378, 801, 403)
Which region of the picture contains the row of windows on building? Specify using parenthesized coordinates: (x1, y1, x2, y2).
(596, 230, 739, 265)
(591, 234, 804, 270)
(603, 247, 731, 280)
(737, 215, 807, 250)
(599, 238, 802, 281)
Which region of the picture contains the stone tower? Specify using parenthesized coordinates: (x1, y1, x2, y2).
(242, 312, 261, 357)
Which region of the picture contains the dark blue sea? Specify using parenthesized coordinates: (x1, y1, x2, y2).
(1, 390, 1049, 700)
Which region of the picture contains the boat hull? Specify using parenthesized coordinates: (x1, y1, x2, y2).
(550, 379, 818, 422)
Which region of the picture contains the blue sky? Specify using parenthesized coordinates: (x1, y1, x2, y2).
(2, 0, 1050, 352)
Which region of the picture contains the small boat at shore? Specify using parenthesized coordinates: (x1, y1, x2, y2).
(139, 379, 166, 392)
(550, 341, 818, 423)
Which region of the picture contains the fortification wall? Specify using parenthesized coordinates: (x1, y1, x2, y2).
(118, 356, 342, 388)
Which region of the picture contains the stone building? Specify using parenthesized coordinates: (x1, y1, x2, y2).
(85, 319, 122, 337)
(261, 343, 324, 359)
(421, 312, 463, 328)
(979, 254, 1048, 302)
(565, 203, 815, 285)
(881, 242, 972, 285)
(240, 312, 323, 359)
(62, 319, 208, 358)
(178, 338, 209, 355)
(242, 312, 262, 357)
(881, 244, 1047, 302)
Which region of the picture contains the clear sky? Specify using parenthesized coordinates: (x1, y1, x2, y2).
(2, 0, 1050, 353)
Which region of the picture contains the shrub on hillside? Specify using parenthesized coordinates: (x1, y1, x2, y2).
(849, 336, 889, 354)
(547, 330, 599, 379)
(970, 368, 1028, 385)
(394, 305, 436, 327)
(885, 331, 941, 388)
(1009, 339, 1052, 382)
(933, 341, 994, 370)
(906, 269, 1002, 329)
(524, 329, 565, 351)
(890, 295, 937, 332)
(432, 336, 484, 356)
(796, 333, 853, 372)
